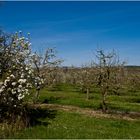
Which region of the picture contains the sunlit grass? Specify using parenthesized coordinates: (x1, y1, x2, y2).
(1, 83, 140, 138)
(38, 84, 140, 112)
(9, 111, 140, 139)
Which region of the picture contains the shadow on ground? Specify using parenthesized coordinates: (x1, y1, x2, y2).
(26, 107, 57, 127)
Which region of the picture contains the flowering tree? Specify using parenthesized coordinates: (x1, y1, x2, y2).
(0, 31, 34, 122)
(77, 65, 96, 100)
(31, 48, 62, 102)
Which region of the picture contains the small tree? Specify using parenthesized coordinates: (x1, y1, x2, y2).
(95, 49, 125, 112)
(31, 48, 62, 102)
(77, 64, 96, 100)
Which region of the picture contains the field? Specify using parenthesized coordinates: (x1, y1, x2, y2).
(1, 83, 140, 139)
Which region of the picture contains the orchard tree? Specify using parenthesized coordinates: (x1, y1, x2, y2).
(95, 49, 125, 112)
(31, 48, 62, 102)
(77, 64, 96, 100)
(0, 31, 34, 123)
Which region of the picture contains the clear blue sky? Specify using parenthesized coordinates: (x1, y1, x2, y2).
(1, 1, 140, 66)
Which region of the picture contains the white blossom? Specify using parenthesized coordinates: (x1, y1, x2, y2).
(1, 86, 5, 89)
(28, 70, 32, 74)
(4, 79, 10, 86)
(18, 94, 25, 100)
(18, 79, 27, 84)
(10, 74, 15, 78)
(41, 79, 44, 84)
(0, 88, 4, 93)
(18, 85, 22, 88)
(26, 83, 32, 88)
(21, 73, 25, 78)
(6, 77, 10, 80)
(17, 89, 21, 93)
(25, 67, 29, 70)
(12, 82, 16, 86)
(12, 90, 16, 94)
(25, 89, 29, 95)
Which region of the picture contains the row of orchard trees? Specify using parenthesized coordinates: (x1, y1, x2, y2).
(0, 30, 139, 120)
(64, 50, 125, 112)
(0, 31, 62, 125)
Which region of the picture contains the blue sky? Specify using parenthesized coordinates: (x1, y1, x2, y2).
(0, 1, 140, 66)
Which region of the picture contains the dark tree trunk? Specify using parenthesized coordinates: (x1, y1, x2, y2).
(34, 89, 40, 103)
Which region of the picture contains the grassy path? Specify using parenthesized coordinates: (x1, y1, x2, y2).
(33, 103, 140, 121)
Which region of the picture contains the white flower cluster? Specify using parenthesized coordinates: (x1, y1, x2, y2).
(34, 77, 44, 89)
(0, 32, 43, 108)
(0, 70, 32, 103)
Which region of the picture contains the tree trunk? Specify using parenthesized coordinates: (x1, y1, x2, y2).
(34, 89, 40, 103)
(86, 88, 89, 100)
(102, 90, 107, 113)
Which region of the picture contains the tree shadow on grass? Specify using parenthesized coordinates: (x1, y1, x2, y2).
(42, 96, 63, 104)
(26, 107, 57, 127)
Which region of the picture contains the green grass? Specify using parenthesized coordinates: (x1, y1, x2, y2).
(1, 83, 140, 138)
(37, 84, 140, 112)
(8, 110, 140, 139)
